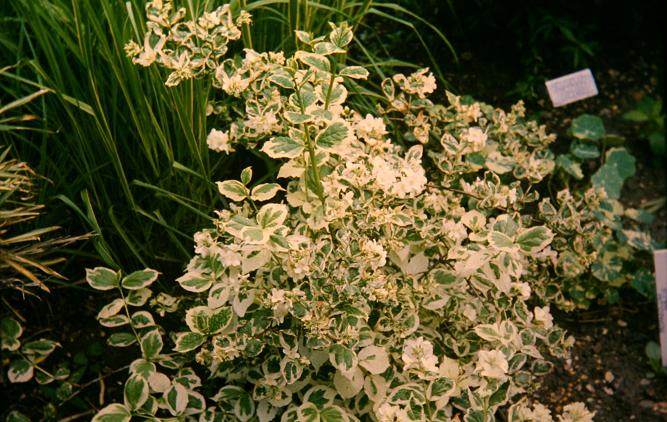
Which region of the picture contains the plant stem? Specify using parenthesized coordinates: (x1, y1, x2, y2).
(293, 79, 325, 206)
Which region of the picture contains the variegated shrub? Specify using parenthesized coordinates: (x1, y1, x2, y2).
(83, 1, 662, 420)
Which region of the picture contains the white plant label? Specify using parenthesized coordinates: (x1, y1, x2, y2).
(655, 249, 667, 367)
(545, 68, 598, 107)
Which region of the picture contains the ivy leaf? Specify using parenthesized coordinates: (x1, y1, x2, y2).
(570, 114, 605, 141)
(91, 404, 131, 422)
(556, 154, 584, 179)
(1, 317, 22, 351)
(7, 358, 33, 383)
(86, 267, 120, 291)
(316, 122, 348, 151)
(261, 136, 305, 159)
(121, 269, 159, 290)
(124, 374, 149, 411)
(173, 332, 206, 353)
(515, 226, 554, 254)
(591, 147, 636, 199)
(217, 180, 249, 202)
(569, 141, 600, 159)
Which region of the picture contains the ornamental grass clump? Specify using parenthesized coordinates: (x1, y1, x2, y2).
(83, 2, 657, 420)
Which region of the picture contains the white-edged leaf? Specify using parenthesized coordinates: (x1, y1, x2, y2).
(260, 136, 304, 159)
(164, 382, 189, 416)
(97, 298, 125, 319)
(329, 344, 357, 373)
(91, 403, 131, 422)
(107, 332, 136, 347)
(185, 306, 234, 335)
(295, 51, 330, 72)
(357, 345, 390, 375)
(256, 204, 288, 229)
(21, 339, 59, 357)
(515, 226, 554, 253)
(124, 374, 149, 411)
(173, 332, 206, 353)
(121, 269, 159, 290)
(129, 359, 156, 379)
(333, 367, 364, 399)
(86, 267, 119, 291)
(99, 314, 130, 328)
(148, 371, 171, 393)
(1, 317, 22, 351)
(217, 180, 249, 202)
(488, 231, 516, 252)
(131, 311, 156, 329)
(8, 358, 33, 383)
(176, 270, 212, 293)
(232, 290, 255, 318)
(140, 328, 163, 359)
(315, 122, 348, 151)
(251, 183, 284, 202)
(339, 66, 368, 79)
(126, 288, 152, 306)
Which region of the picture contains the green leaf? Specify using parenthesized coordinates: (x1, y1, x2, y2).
(124, 374, 149, 411)
(428, 378, 455, 401)
(316, 122, 348, 151)
(631, 268, 656, 300)
(314, 41, 342, 55)
(5, 411, 31, 422)
(260, 136, 304, 159)
(130, 359, 156, 379)
(570, 114, 606, 140)
(234, 392, 256, 421)
(256, 204, 288, 229)
(86, 267, 120, 291)
(251, 183, 283, 202)
(622, 109, 649, 122)
(92, 404, 131, 422)
(217, 180, 249, 202)
(570, 141, 600, 159)
(295, 51, 330, 72)
(339, 66, 369, 80)
(121, 269, 159, 290)
(8, 358, 33, 383)
(173, 332, 206, 353)
(556, 154, 583, 179)
(140, 328, 163, 359)
(515, 226, 554, 253)
(107, 332, 137, 347)
(1, 317, 22, 351)
(284, 111, 313, 125)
